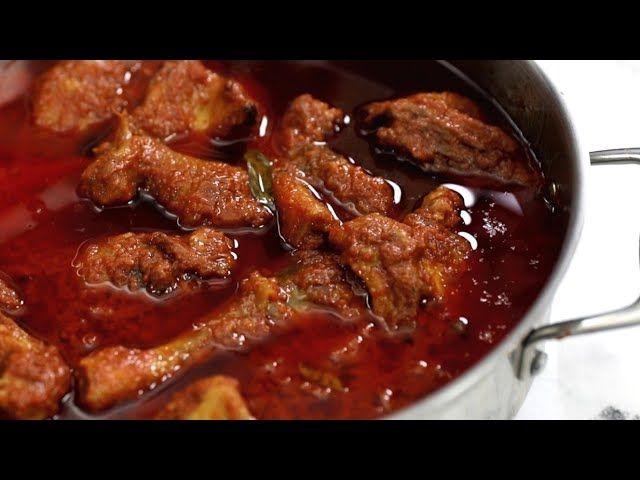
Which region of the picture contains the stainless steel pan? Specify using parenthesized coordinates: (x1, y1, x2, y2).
(2, 60, 637, 419)
(391, 60, 640, 419)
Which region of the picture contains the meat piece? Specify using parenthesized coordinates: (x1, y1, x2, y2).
(288, 144, 394, 216)
(361, 92, 540, 187)
(280, 95, 394, 216)
(32, 60, 136, 134)
(329, 186, 471, 332)
(330, 215, 428, 332)
(273, 95, 395, 248)
(272, 163, 338, 249)
(273, 147, 393, 246)
(0, 275, 22, 313)
(425, 91, 483, 119)
(32, 60, 255, 141)
(75, 228, 235, 295)
(284, 250, 365, 322)
(77, 272, 290, 411)
(279, 94, 344, 151)
(155, 376, 253, 420)
(78, 115, 272, 229)
(0, 313, 71, 419)
(77, 251, 365, 411)
(131, 60, 259, 140)
(400, 189, 471, 297)
(404, 184, 466, 230)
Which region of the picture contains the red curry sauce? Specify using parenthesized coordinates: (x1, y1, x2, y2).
(0, 60, 567, 419)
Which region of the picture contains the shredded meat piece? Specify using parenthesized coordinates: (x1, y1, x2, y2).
(272, 163, 338, 249)
(404, 184, 466, 229)
(284, 250, 365, 322)
(77, 272, 288, 411)
(75, 228, 235, 295)
(289, 144, 394, 216)
(0, 313, 71, 419)
(131, 60, 259, 140)
(77, 251, 366, 411)
(280, 95, 393, 215)
(0, 275, 22, 313)
(155, 376, 253, 420)
(33, 60, 258, 141)
(329, 186, 470, 333)
(279, 93, 344, 151)
(273, 95, 394, 247)
(32, 60, 137, 134)
(78, 114, 272, 229)
(361, 92, 540, 187)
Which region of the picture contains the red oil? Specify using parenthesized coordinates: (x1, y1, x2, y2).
(0, 60, 567, 419)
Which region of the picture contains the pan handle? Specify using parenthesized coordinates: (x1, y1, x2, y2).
(516, 148, 640, 379)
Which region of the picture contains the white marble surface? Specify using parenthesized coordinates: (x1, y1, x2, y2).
(514, 61, 640, 420)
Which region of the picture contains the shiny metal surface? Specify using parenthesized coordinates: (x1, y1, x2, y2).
(516, 150, 640, 380)
(590, 148, 640, 165)
(388, 60, 588, 419)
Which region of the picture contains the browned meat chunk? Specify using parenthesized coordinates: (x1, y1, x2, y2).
(0, 313, 71, 419)
(32, 60, 136, 134)
(0, 275, 23, 313)
(155, 376, 253, 420)
(329, 186, 471, 333)
(77, 272, 288, 411)
(330, 215, 427, 332)
(78, 115, 272, 229)
(288, 250, 365, 322)
(273, 145, 395, 248)
(289, 144, 394, 216)
(279, 93, 344, 151)
(75, 228, 235, 295)
(404, 183, 466, 230)
(280, 95, 393, 215)
(131, 60, 259, 140)
(272, 163, 338, 249)
(361, 92, 540, 187)
(77, 251, 365, 411)
(274, 95, 394, 248)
